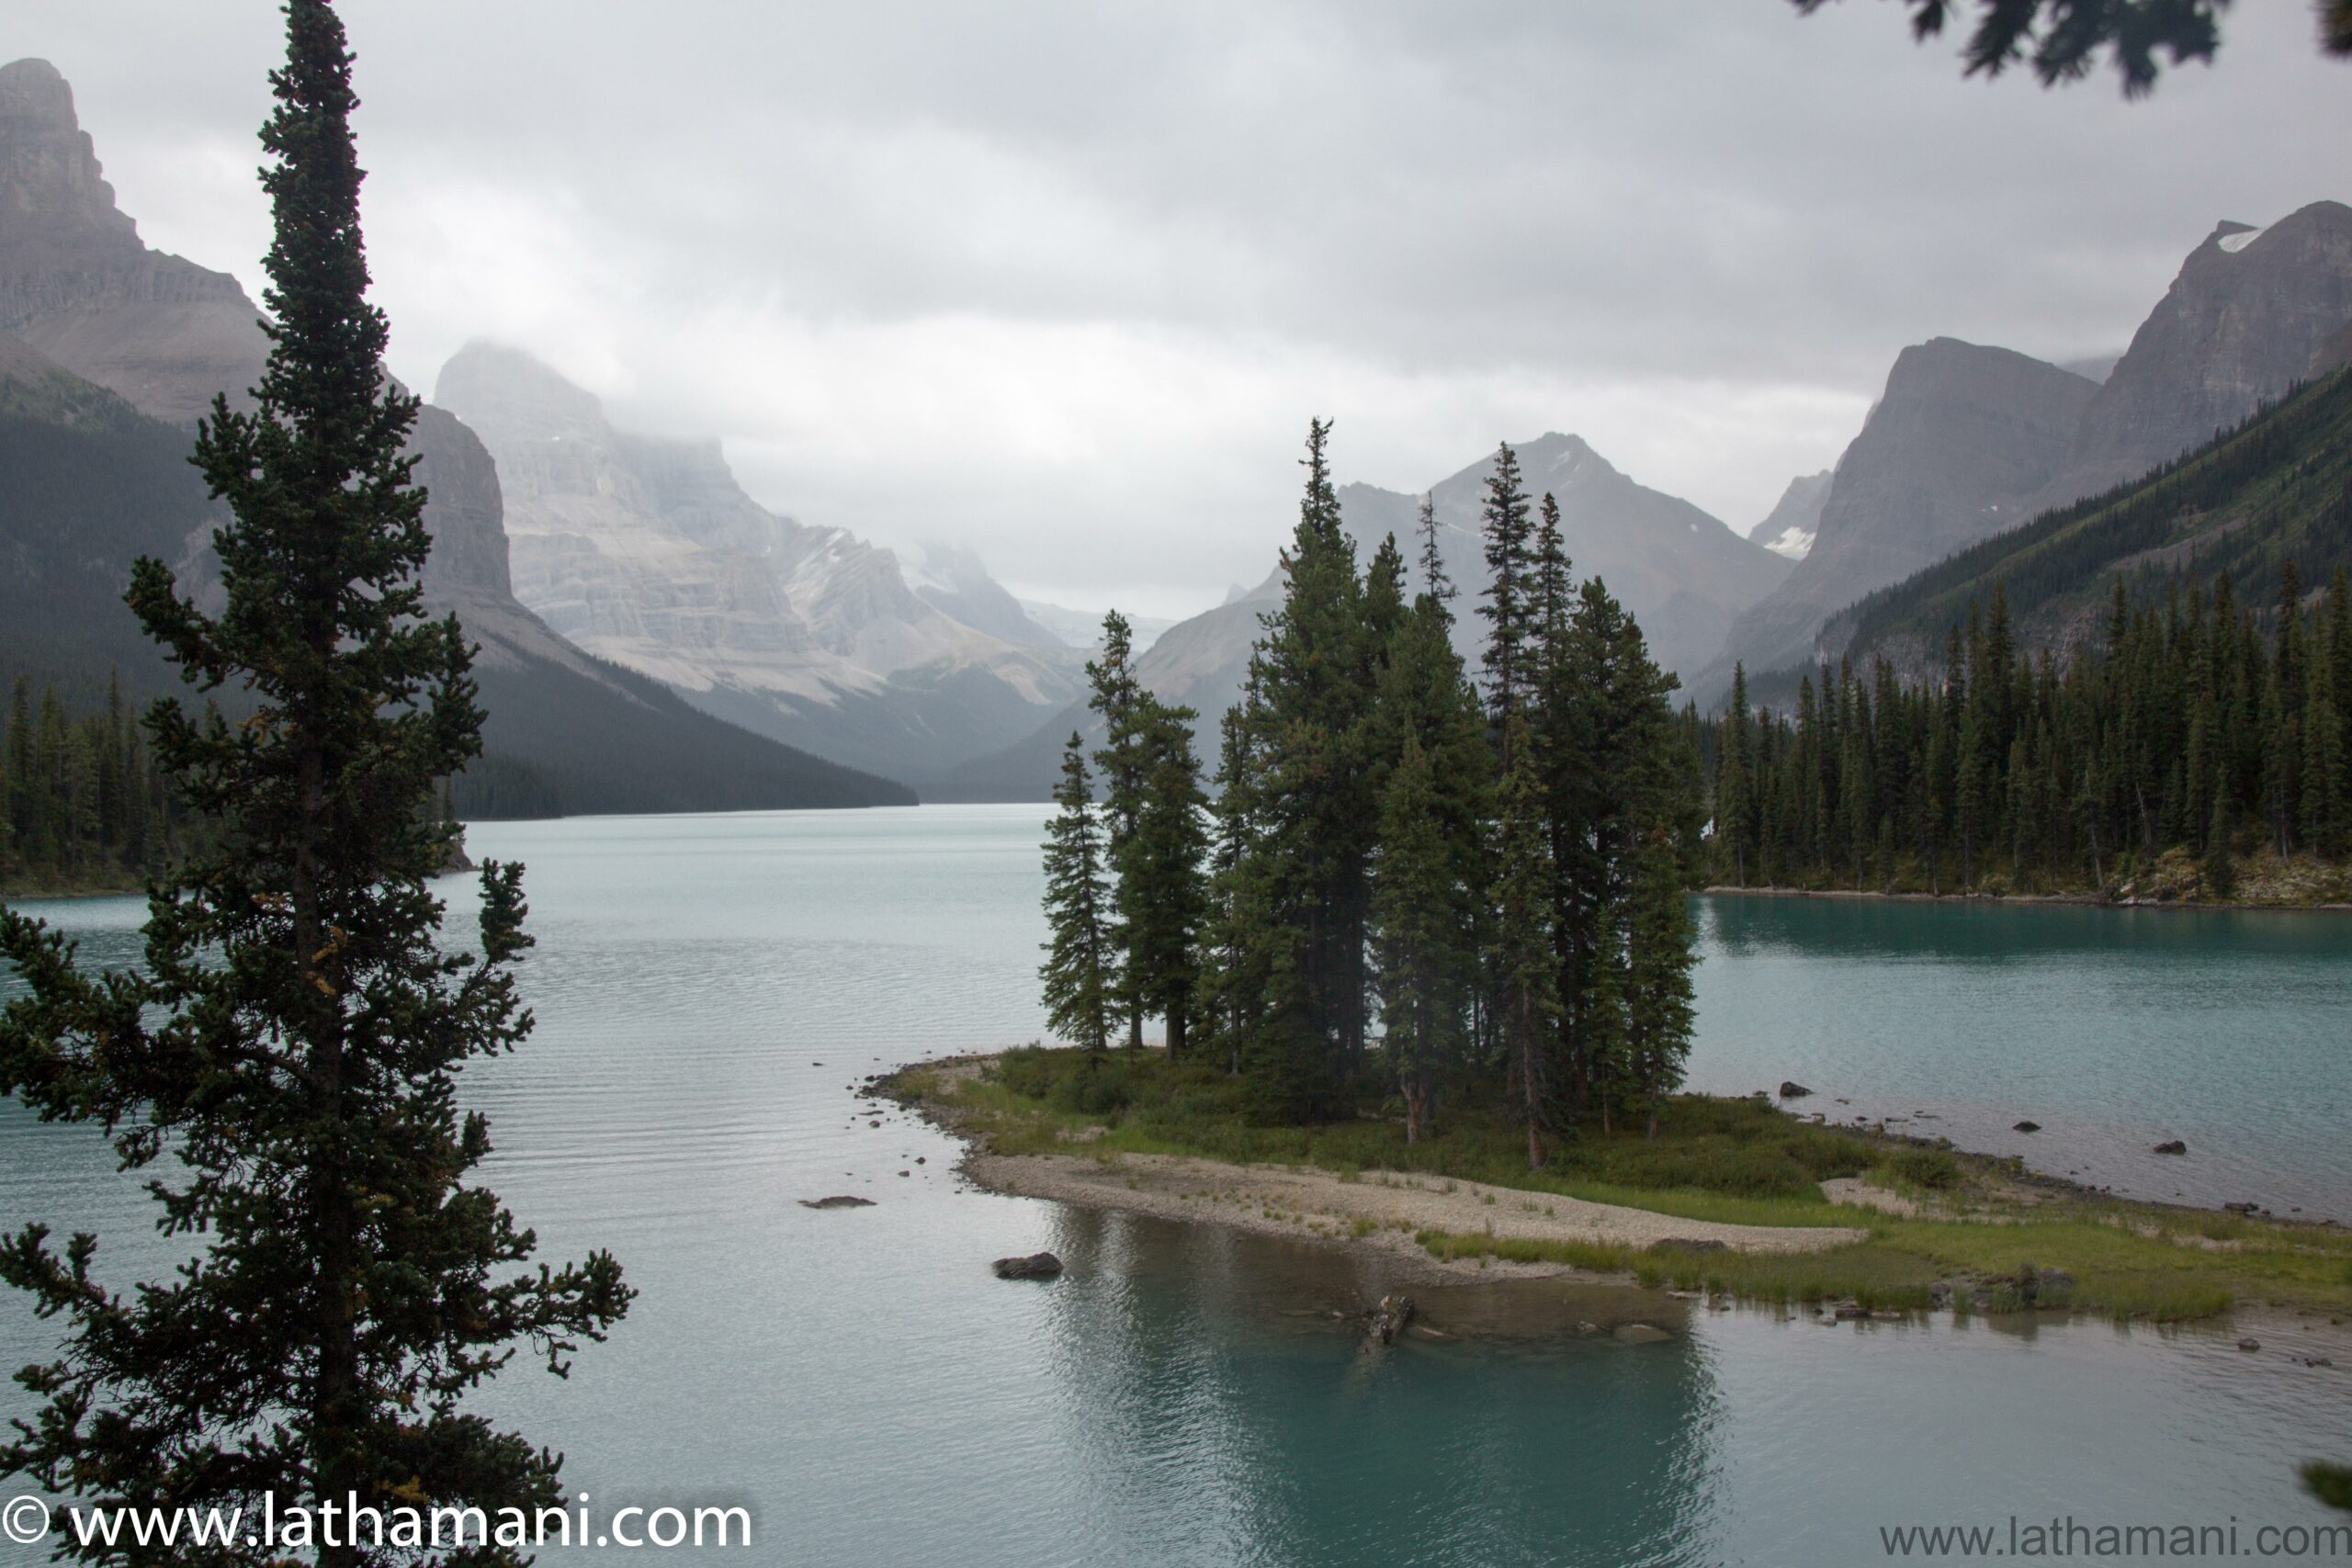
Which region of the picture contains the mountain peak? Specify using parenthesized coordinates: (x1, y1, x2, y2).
(2039, 198, 2352, 505)
(0, 56, 141, 266)
(1514, 431, 1619, 487)
(434, 340, 610, 446)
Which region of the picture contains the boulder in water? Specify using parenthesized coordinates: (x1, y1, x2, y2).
(1779, 1081, 1813, 1100)
(993, 1252, 1064, 1280)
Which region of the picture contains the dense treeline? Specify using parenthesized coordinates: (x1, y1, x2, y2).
(1707, 565, 2352, 897)
(0, 674, 209, 894)
(0, 673, 490, 897)
(1042, 425, 1702, 1164)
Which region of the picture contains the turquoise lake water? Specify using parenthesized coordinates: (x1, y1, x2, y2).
(3, 804, 2349, 1565)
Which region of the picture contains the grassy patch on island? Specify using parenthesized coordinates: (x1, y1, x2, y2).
(892, 1045, 2352, 1324)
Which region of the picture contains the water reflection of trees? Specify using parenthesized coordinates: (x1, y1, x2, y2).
(1034, 1206, 1723, 1567)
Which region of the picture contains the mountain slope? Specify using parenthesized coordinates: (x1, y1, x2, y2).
(1693, 206, 2352, 705)
(910, 545, 1065, 647)
(1817, 367, 2352, 681)
(433, 341, 1083, 785)
(0, 57, 905, 815)
(2031, 201, 2352, 511)
(1337, 433, 1790, 685)
(1691, 339, 2100, 701)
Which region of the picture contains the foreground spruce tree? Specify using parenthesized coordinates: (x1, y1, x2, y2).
(0, 6, 629, 1562)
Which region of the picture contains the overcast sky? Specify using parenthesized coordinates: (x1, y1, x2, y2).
(17, 2, 2352, 618)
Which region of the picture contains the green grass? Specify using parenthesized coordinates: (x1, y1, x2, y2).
(895, 1045, 2352, 1323)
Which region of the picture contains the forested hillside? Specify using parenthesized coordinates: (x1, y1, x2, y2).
(1815, 368, 2352, 683)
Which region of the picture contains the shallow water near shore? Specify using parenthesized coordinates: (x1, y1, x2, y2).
(4, 804, 2350, 1566)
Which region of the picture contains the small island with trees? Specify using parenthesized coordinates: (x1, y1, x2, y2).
(892, 422, 2352, 1335)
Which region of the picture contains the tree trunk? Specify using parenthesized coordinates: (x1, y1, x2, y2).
(1517, 991, 1544, 1170)
(295, 736, 362, 1568)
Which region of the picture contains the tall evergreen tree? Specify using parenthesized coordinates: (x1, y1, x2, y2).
(1086, 611, 1150, 1048)
(1621, 827, 1699, 1138)
(1716, 663, 1754, 886)
(1121, 697, 1211, 1055)
(1368, 529, 1489, 1143)
(1491, 713, 1560, 1169)
(1476, 443, 1535, 741)
(1227, 420, 1378, 1118)
(1195, 699, 1268, 1077)
(0, 8, 630, 1562)
(1040, 736, 1119, 1055)
(1372, 736, 1460, 1143)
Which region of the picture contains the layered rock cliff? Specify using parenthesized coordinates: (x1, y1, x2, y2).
(1691, 340, 2098, 697)
(432, 341, 1082, 784)
(0, 56, 905, 812)
(2037, 201, 2352, 509)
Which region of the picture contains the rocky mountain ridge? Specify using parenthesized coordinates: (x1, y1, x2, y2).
(1694, 201, 2352, 704)
(1691, 340, 2100, 697)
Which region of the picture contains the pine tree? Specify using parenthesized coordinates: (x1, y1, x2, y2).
(1622, 827, 1698, 1138)
(1195, 700, 1267, 1077)
(1716, 663, 1754, 886)
(1123, 697, 1211, 1055)
(1227, 419, 1378, 1118)
(0, 8, 630, 1562)
(1372, 736, 1459, 1143)
(1087, 611, 1149, 1047)
(1492, 712, 1560, 1169)
(1368, 539, 1489, 1142)
(1476, 442, 1535, 739)
(1415, 493, 1450, 602)
(1040, 736, 1119, 1055)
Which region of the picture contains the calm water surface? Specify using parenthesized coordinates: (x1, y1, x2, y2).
(3, 805, 2348, 1567)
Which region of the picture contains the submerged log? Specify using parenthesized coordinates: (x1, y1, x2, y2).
(1363, 1293, 1416, 1350)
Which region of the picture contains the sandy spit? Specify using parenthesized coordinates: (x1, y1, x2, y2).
(899, 1057, 1867, 1280)
(965, 1151, 1867, 1275)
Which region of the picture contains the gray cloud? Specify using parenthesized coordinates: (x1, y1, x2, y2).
(16, 0, 2352, 617)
